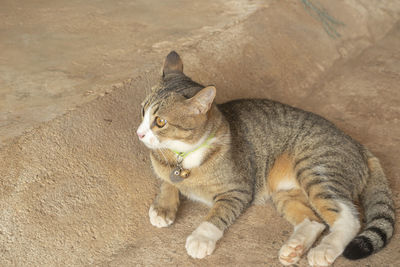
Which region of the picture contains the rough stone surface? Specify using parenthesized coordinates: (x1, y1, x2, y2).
(0, 0, 260, 146)
(1, 1, 400, 266)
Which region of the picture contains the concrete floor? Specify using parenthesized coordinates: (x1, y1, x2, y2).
(0, 0, 259, 147)
(1, 0, 400, 266)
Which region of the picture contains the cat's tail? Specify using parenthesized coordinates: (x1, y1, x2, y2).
(343, 150, 395, 260)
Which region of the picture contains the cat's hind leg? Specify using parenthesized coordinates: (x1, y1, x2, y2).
(272, 189, 326, 266)
(307, 199, 360, 267)
(295, 148, 363, 266)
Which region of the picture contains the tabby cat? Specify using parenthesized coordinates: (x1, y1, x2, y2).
(136, 51, 395, 266)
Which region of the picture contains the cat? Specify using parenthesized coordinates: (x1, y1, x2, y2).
(136, 51, 395, 266)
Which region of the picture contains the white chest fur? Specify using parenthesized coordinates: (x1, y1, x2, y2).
(181, 145, 209, 169)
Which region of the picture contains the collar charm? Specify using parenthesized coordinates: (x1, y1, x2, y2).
(169, 154, 191, 183)
(169, 133, 214, 183)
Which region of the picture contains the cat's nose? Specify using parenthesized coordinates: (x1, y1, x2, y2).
(137, 131, 145, 139)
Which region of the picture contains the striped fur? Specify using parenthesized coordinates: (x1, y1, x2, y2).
(138, 51, 395, 264)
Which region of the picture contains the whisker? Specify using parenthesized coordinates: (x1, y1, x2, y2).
(159, 148, 172, 174)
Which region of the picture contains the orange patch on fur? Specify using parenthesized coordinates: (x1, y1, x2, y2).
(267, 152, 298, 193)
(273, 189, 321, 225)
(284, 200, 321, 225)
(312, 198, 339, 226)
(367, 157, 379, 174)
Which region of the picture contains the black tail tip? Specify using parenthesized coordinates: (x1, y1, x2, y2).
(343, 236, 374, 260)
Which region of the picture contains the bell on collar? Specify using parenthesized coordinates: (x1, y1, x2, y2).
(180, 169, 190, 178)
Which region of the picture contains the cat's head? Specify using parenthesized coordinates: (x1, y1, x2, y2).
(136, 51, 216, 151)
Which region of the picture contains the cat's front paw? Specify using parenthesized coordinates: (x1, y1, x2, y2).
(185, 222, 223, 259)
(148, 205, 175, 228)
(186, 232, 217, 259)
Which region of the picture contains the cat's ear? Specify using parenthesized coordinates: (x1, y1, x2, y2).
(186, 86, 216, 114)
(162, 51, 183, 76)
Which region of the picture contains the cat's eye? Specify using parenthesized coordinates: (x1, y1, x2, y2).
(141, 107, 145, 118)
(155, 116, 167, 128)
